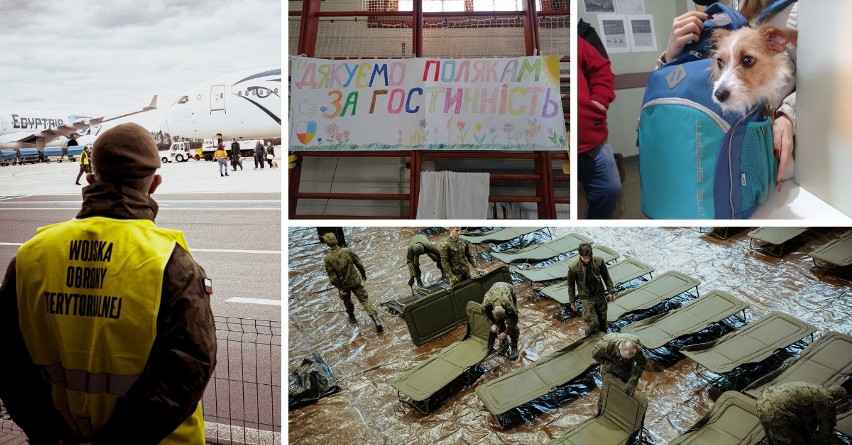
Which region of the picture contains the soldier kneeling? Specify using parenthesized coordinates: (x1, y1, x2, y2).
(482, 282, 519, 361)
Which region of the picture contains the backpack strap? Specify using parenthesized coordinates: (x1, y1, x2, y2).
(669, 2, 748, 66)
(754, 0, 797, 25)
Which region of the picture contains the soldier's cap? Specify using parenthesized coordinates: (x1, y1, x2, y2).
(411, 243, 425, 255)
(322, 232, 338, 245)
(91, 123, 160, 179)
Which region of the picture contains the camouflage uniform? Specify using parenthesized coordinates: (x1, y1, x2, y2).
(567, 255, 614, 335)
(440, 236, 478, 285)
(757, 382, 838, 445)
(592, 333, 647, 395)
(407, 234, 443, 285)
(481, 282, 519, 351)
(324, 245, 376, 317)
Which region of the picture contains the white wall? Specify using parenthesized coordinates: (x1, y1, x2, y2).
(796, 1, 852, 216)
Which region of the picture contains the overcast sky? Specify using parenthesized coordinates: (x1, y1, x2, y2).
(0, 0, 281, 131)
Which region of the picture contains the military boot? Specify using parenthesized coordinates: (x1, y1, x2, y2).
(347, 312, 357, 324)
(370, 313, 384, 333)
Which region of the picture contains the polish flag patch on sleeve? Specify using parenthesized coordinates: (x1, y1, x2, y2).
(202, 278, 213, 295)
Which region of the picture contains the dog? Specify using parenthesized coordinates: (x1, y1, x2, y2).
(271, 160, 278, 169)
(709, 24, 797, 116)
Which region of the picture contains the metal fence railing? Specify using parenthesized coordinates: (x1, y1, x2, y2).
(0, 316, 281, 445)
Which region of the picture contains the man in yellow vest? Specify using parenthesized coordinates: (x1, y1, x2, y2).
(0, 123, 216, 444)
(74, 145, 91, 185)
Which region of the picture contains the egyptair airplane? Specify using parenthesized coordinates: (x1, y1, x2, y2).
(0, 96, 158, 153)
(161, 68, 281, 139)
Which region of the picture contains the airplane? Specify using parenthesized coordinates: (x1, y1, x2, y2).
(0, 96, 158, 154)
(161, 67, 281, 140)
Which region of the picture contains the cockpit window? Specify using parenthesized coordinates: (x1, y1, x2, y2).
(177, 95, 189, 104)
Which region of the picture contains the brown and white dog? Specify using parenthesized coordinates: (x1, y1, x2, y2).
(709, 24, 797, 116)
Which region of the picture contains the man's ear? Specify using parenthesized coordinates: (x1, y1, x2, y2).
(149, 174, 163, 195)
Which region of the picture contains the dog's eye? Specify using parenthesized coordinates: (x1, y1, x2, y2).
(742, 55, 755, 67)
(716, 58, 724, 69)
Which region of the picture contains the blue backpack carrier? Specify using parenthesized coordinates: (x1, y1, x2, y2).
(638, 1, 795, 219)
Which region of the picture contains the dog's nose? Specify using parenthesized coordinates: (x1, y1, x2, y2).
(714, 89, 730, 103)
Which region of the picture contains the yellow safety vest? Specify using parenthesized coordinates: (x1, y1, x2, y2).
(79, 151, 89, 165)
(16, 216, 205, 444)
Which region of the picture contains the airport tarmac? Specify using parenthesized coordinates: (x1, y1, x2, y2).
(0, 156, 282, 442)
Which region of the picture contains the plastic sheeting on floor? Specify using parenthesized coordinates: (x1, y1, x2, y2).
(287, 227, 852, 445)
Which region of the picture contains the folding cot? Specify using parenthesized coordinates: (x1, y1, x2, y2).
(514, 246, 619, 282)
(381, 280, 450, 315)
(540, 258, 656, 304)
(667, 391, 765, 445)
(747, 227, 808, 257)
(606, 271, 701, 323)
(490, 233, 593, 263)
(839, 411, 852, 437)
(400, 266, 513, 346)
(621, 290, 749, 349)
(392, 301, 492, 414)
(459, 227, 545, 244)
(680, 312, 816, 381)
(809, 229, 852, 278)
(544, 376, 648, 445)
(475, 332, 604, 428)
(703, 227, 747, 240)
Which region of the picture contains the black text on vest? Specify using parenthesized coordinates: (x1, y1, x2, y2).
(68, 239, 113, 262)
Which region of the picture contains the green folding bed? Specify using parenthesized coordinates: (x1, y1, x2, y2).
(809, 229, 852, 275)
(381, 280, 450, 315)
(401, 266, 513, 346)
(544, 376, 648, 445)
(607, 271, 701, 323)
(515, 246, 619, 282)
(838, 411, 852, 437)
(475, 332, 604, 428)
(460, 227, 545, 244)
(540, 258, 656, 305)
(392, 301, 492, 414)
(680, 312, 817, 375)
(621, 290, 749, 349)
(747, 227, 808, 257)
(490, 233, 593, 263)
(667, 391, 764, 445)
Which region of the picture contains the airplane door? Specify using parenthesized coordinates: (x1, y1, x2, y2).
(210, 85, 225, 113)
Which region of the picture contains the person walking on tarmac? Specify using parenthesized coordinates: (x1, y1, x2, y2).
(265, 141, 275, 168)
(213, 144, 229, 176)
(254, 141, 265, 170)
(74, 145, 91, 185)
(0, 123, 216, 444)
(323, 232, 383, 333)
(230, 138, 243, 171)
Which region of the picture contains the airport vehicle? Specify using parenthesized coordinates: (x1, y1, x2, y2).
(0, 96, 158, 156)
(200, 138, 266, 161)
(161, 68, 281, 141)
(159, 141, 193, 163)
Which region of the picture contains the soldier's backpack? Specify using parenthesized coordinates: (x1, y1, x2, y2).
(637, 0, 796, 219)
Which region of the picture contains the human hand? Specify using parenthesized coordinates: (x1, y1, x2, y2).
(664, 11, 709, 64)
(491, 324, 499, 333)
(591, 100, 608, 113)
(338, 289, 347, 297)
(570, 303, 578, 313)
(773, 113, 795, 191)
(609, 292, 616, 302)
(475, 268, 486, 276)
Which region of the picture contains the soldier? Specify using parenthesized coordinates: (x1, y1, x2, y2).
(481, 282, 520, 360)
(407, 233, 445, 288)
(757, 382, 847, 445)
(440, 227, 484, 286)
(322, 232, 383, 333)
(567, 242, 615, 336)
(592, 333, 647, 396)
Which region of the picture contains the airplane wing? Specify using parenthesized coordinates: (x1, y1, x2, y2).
(0, 95, 157, 147)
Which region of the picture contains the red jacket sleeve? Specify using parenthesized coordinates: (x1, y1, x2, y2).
(580, 38, 615, 109)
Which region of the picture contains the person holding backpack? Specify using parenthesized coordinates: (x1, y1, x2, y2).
(578, 37, 621, 219)
(660, 0, 798, 191)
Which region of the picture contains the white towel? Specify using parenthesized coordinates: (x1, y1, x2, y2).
(416, 171, 490, 219)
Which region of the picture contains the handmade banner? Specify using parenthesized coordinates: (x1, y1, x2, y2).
(289, 55, 567, 151)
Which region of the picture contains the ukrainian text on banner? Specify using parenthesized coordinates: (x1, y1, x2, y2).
(289, 55, 567, 151)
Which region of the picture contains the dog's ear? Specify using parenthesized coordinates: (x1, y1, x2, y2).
(710, 29, 730, 50)
(760, 25, 792, 53)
